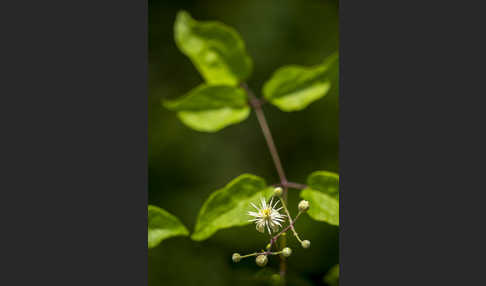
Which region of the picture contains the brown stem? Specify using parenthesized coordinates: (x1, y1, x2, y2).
(272, 182, 308, 190)
(241, 83, 288, 186)
(285, 182, 307, 190)
(241, 82, 289, 280)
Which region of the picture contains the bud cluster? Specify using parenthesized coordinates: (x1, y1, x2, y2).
(231, 187, 311, 267)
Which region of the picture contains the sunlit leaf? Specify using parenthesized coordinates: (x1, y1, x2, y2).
(174, 10, 253, 85)
(148, 205, 189, 248)
(163, 84, 250, 132)
(300, 170, 339, 225)
(263, 52, 338, 111)
(191, 174, 273, 241)
(300, 189, 339, 226)
(307, 170, 339, 199)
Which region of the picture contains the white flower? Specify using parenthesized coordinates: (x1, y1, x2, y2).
(248, 197, 285, 234)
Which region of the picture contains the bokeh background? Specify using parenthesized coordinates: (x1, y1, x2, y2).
(148, 0, 339, 285)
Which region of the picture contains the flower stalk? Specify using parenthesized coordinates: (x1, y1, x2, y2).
(234, 196, 307, 264)
(237, 83, 311, 283)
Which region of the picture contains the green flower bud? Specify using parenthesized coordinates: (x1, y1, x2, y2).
(298, 200, 310, 212)
(274, 187, 283, 197)
(232, 253, 241, 263)
(282, 247, 292, 257)
(266, 243, 271, 250)
(301, 240, 311, 249)
(255, 255, 268, 267)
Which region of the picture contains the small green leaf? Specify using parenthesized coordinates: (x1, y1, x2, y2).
(300, 170, 339, 225)
(174, 10, 253, 85)
(263, 52, 338, 111)
(148, 205, 189, 248)
(191, 174, 273, 241)
(163, 84, 250, 132)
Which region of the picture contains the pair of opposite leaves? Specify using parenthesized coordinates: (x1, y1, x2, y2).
(149, 171, 339, 248)
(164, 11, 339, 132)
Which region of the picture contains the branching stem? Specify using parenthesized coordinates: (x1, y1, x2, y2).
(241, 82, 290, 279)
(269, 211, 302, 247)
(279, 198, 304, 244)
(241, 83, 288, 188)
(238, 211, 302, 258)
(239, 250, 285, 259)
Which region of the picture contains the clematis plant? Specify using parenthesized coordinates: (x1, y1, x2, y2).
(148, 10, 340, 284)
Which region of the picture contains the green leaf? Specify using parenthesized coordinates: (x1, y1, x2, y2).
(300, 170, 339, 226)
(307, 170, 339, 199)
(174, 10, 253, 85)
(263, 52, 338, 111)
(191, 174, 273, 241)
(163, 84, 250, 132)
(300, 189, 339, 226)
(148, 205, 189, 248)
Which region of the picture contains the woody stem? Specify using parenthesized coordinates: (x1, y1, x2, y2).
(241, 82, 289, 280)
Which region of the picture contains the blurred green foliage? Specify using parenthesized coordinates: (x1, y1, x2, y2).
(324, 264, 340, 286)
(149, 0, 339, 285)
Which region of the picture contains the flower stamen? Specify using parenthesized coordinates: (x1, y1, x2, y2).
(248, 197, 285, 234)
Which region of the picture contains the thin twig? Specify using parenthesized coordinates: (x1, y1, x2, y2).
(268, 212, 302, 249)
(239, 250, 284, 258)
(285, 182, 307, 190)
(241, 82, 289, 280)
(240, 83, 288, 186)
(278, 197, 303, 243)
(272, 182, 308, 190)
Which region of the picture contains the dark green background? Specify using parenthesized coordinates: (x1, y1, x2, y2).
(149, 0, 339, 285)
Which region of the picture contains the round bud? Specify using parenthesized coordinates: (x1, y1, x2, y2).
(274, 187, 283, 197)
(298, 200, 310, 212)
(282, 247, 292, 257)
(301, 240, 311, 249)
(255, 255, 268, 267)
(266, 243, 271, 250)
(232, 253, 241, 263)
